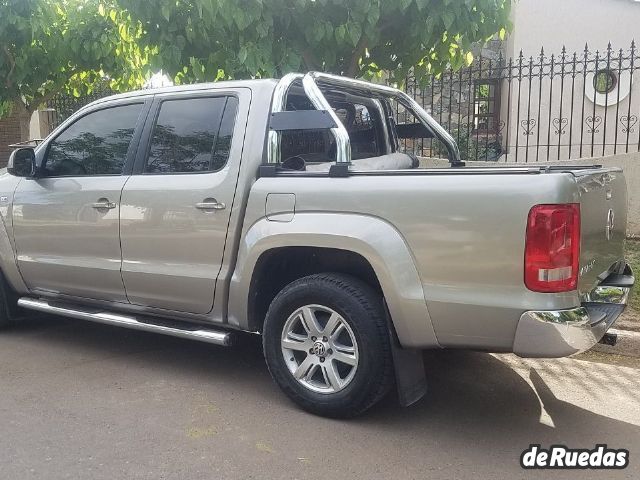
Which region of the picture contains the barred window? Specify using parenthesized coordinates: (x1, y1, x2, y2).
(473, 79, 501, 134)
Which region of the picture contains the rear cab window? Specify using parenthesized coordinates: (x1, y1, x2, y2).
(144, 96, 238, 174)
(273, 80, 455, 172)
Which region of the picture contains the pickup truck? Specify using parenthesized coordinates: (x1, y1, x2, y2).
(0, 72, 634, 418)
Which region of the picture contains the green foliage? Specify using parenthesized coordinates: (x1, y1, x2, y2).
(0, 0, 512, 138)
(434, 127, 503, 161)
(0, 0, 148, 122)
(626, 240, 640, 313)
(114, 0, 512, 84)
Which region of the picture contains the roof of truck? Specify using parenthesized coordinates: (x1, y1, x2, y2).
(83, 78, 279, 110)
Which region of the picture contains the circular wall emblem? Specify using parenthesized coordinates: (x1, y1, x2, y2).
(585, 70, 632, 107)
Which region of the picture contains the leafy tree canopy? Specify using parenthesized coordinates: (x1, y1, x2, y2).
(1, 0, 511, 140)
(115, 0, 511, 85)
(0, 0, 147, 120)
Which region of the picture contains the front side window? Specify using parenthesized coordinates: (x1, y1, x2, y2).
(45, 103, 142, 176)
(145, 96, 238, 174)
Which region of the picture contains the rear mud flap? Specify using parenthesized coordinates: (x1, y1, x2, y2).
(389, 329, 428, 407)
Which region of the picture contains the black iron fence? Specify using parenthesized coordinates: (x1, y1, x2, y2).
(46, 84, 113, 131)
(401, 41, 640, 162)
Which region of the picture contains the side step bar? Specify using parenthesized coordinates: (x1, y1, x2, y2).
(17, 297, 234, 346)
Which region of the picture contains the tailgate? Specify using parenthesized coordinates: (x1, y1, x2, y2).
(573, 167, 627, 294)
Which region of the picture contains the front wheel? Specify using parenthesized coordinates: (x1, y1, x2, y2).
(263, 273, 394, 418)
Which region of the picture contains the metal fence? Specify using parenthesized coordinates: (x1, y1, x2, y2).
(402, 41, 640, 162)
(46, 85, 113, 131)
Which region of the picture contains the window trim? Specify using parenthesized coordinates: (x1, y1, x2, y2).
(133, 92, 240, 176)
(39, 99, 150, 178)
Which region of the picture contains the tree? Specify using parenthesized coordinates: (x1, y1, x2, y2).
(0, 0, 147, 141)
(115, 0, 511, 84)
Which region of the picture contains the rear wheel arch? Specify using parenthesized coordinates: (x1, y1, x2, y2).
(228, 213, 438, 348)
(247, 246, 382, 333)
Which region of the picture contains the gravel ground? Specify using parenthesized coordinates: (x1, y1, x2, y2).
(1, 315, 639, 480)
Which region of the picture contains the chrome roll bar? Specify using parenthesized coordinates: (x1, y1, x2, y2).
(267, 72, 303, 166)
(302, 74, 352, 164)
(267, 71, 462, 165)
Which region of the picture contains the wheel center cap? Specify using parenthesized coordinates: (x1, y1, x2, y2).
(312, 341, 326, 357)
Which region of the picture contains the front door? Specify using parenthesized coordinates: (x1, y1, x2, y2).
(12, 100, 147, 302)
(119, 90, 247, 314)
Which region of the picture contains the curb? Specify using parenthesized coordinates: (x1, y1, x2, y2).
(591, 328, 640, 358)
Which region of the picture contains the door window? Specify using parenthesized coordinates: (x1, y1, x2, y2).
(145, 96, 238, 174)
(44, 103, 143, 176)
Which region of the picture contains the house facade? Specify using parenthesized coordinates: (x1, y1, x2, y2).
(403, 0, 640, 162)
(498, 0, 640, 161)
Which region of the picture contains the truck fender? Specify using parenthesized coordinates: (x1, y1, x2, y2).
(227, 212, 440, 349)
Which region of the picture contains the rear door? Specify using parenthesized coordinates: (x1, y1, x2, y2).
(12, 99, 148, 302)
(119, 89, 248, 314)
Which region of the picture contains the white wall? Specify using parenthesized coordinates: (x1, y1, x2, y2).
(506, 0, 640, 58)
(28, 109, 55, 140)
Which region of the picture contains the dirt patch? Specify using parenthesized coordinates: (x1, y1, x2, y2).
(577, 349, 640, 368)
(616, 309, 640, 332)
(617, 240, 640, 332)
(625, 239, 639, 311)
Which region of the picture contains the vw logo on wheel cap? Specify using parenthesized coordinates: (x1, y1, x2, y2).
(312, 341, 326, 357)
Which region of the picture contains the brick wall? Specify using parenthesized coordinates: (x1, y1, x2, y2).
(0, 106, 29, 168)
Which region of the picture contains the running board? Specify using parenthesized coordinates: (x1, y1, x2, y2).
(17, 297, 234, 346)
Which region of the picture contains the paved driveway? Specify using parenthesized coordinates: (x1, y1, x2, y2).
(1, 316, 639, 479)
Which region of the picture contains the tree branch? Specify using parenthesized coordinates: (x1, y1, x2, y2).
(26, 69, 80, 113)
(301, 49, 321, 71)
(2, 46, 16, 89)
(346, 33, 367, 78)
(378, 14, 404, 34)
(30, 90, 60, 114)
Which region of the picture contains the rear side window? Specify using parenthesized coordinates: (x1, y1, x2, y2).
(44, 103, 142, 177)
(145, 96, 238, 174)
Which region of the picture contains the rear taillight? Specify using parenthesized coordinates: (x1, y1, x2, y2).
(524, 204, 581, 293)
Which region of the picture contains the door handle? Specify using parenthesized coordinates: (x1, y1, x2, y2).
(195, 199, 226, 211)
(92, 199, 117, 209)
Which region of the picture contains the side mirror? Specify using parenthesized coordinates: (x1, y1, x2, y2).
(7, 148, 37, 177)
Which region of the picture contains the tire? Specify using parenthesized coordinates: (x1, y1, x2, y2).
(0, 271, 18, 329)
(263, 273, 394, 418)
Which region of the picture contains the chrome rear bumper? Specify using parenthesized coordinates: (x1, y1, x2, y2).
(513, 267, 634, 358)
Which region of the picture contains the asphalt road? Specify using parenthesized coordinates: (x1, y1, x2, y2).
(1, 315, 639, 480)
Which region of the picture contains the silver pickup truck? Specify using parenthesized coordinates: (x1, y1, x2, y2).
(0, 72, 635, 418)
